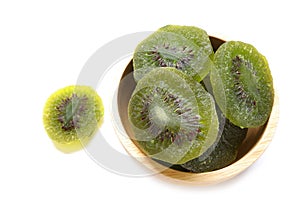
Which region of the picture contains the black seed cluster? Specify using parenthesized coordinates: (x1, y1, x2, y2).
(138, 87, 201, 145)
(231, 56, 257, 111)
(139, 93, 153, 123)
(150, 43, 194, 70)
(156, 119, 201, 146)
(56, 94, 88, 131)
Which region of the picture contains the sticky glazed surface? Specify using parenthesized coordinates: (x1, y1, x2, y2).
(133, 25, 214, 82)
(43, 85, 104, 144)
(211, 41, 274, 128)
(128, 68, 219, 164)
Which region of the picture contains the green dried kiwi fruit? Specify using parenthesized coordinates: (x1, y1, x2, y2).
(181, 117, 248, 173)
(210, 41, 274, 128)
(128, 67, 219, 164)
(179, 75, 247, 173)
(133, 25, 214, 82)
(43, 85, 104, 145)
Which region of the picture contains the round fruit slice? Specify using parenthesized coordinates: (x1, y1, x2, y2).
(128, 67, 219, 164)
(181, 118, 248, 173)
(43, 85, 104, 144)
(133, 25, 214, 82)
(210, 41, 274, 128)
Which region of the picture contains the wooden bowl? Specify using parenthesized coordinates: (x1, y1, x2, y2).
(117, 37, 279, 185)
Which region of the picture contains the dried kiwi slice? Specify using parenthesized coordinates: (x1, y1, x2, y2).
(133, 25, 214, 82)
(181, 117, 248, 173)
(43, 85, 104, 144)
(128, 67, 219, 164)
(211, 41, 274, 128)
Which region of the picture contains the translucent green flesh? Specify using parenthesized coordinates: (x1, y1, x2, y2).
(158, 25, 214, 57)
(211, 41, 274, 128)
(43, 85, 104, 144)
(133, 25, 214, 82)
(181, 118, 248, 173)
(128, 68, 219, 164)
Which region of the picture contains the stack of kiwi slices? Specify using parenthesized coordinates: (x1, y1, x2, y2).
(128, 25, 274, 173)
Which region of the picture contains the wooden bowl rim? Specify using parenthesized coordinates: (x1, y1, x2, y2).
(117, 93, 278, 185)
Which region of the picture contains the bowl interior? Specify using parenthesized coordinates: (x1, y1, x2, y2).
(116, 36, 276, 184)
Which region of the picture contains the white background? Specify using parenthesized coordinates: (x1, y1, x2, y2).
(1, 0, 299, 204)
